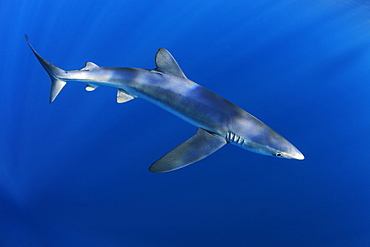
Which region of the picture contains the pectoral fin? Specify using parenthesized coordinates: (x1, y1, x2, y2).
(149, 128, 227, 173)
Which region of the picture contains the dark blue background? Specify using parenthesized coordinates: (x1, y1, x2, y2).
(1, 0, 369, 246)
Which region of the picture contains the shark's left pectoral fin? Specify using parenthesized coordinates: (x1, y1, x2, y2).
(117, 88, 135, 103)
(149, 128, 227, 173)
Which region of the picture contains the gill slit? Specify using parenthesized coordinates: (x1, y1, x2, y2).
(225, 131, 245, 146)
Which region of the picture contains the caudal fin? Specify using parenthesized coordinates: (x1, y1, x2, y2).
(25, 35, 67, 103)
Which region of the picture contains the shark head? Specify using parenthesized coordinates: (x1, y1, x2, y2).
(270, 138, 305, 160)
(243, 127, 304, 160)
(226, 117, 304, 161)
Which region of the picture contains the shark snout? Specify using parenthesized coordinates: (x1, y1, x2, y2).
(282, 146, 304, 160)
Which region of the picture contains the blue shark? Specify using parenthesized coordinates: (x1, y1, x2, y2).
(25, 35, 304, 173)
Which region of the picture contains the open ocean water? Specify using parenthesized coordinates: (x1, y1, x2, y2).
(1, 0, 370, 246)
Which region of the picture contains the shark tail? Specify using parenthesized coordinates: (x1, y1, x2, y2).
(25, 35, 67, 103)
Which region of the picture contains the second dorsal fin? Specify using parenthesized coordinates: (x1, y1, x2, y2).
(154, 48, 187, 79)
(81, 62, 99, 71)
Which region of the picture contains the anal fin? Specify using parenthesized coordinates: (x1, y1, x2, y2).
(149, 128, 226, 173)
(85, 84, 99, 91)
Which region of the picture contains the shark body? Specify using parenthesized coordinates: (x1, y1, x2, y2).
(26, 35, 304, 173)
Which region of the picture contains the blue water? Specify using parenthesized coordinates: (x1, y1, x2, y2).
(1, 0, 370, 246)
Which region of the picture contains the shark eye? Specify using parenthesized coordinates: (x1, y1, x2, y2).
(276, 152, 282, 157)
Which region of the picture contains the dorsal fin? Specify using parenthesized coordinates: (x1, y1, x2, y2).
(81, 62, 99, 71)
(154, 48, 187, 79)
